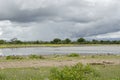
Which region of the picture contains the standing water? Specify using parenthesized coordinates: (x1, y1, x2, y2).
(0, 45, 120, 56)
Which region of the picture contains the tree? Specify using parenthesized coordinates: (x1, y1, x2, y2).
(51, 38, 62, 44)
(92, 39, 99, 44)
(0, 40, 6, 44)
(34, 40, 40, 44)
(63, 38, 71, 44)
(77, 38, 86, 43)
(10, 38, 22, 44)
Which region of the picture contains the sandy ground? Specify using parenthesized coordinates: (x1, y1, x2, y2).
(0, 59, 119, 69)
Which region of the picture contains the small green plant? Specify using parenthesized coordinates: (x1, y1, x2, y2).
(67, 53, 79, 57)
(49, 63, 99, 80)
(29, 54, 44, 59)
(91, 55, 95, 58)
(6, 55, 23, 60)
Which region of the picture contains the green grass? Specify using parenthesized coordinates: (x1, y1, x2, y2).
(47, 54, 120, 61)
(0, 67, 51, 80)
(0, 65, 119, 80)
(67, 53, 80, 57)
(0, 54, 119, 80)
(28, 54, 45, 59)
(0, 44, 120, 48)
(0, 44, 79, 48)
(6, 55, 24, 60)
(0, 54, 119, 62)
(93, 65, 120, 80)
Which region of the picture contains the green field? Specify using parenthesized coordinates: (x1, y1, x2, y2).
(0, 54, 120, 80)
(0, 65, 120, 80)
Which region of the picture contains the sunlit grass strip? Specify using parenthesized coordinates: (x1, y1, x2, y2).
(0, 44, 120, 48)
(0, 44, 80, 48)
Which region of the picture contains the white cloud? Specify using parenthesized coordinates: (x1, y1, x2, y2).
(89, 31, 120, 39)
(0, 20, 32, 40)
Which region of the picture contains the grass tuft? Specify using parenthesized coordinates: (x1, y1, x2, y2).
(6, 55, 24, 60)
(67, 53, 79, 57)
(28, 54, 45, 59)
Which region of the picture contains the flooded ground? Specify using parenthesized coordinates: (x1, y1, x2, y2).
(0, 45, 120, 56)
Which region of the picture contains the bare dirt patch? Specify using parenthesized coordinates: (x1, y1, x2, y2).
(0, 59, 119, 69)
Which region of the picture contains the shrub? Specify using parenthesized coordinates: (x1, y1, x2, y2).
(29, 54, 44, 59)
(49, 63, 99, 80)
(67, 53, 79, 57)
(6, 55, 23, 60)
(51, 38, 62, 44)
(91, 55, 95, 58)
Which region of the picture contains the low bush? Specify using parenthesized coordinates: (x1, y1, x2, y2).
(91, 55, 96, 58)
(29, 54, 44, 59)
(49, 63, 99, 80)
(67, 53, 79, 57)
(6, 55, 23, 60)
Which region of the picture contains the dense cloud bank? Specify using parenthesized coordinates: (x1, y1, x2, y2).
(0, 0, 120, 40)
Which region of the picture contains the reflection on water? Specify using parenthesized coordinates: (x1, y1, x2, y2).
(0, 45, 120, 56)
(0, 50, 3, 56)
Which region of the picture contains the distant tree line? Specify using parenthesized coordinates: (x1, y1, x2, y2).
(0, 38, 120, 44)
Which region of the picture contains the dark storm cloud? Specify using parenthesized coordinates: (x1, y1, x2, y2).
(0, 2, 58, 22)
(73, 19, 120, 38)
(0, 0, 97, 23)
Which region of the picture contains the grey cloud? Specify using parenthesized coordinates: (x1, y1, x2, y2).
(0, 5, 57, 22)
(0, 0, 98, 23)
(0, 0, 120, 40)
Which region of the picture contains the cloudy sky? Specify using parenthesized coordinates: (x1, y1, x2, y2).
(0, 0, 120, 41)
